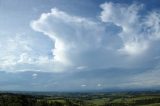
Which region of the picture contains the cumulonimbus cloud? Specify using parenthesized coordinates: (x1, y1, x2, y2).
(1, 2, 160, 74)
(30, 2, 160, 73)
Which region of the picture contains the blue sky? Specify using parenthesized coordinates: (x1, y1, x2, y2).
(0, 0, 160, 91)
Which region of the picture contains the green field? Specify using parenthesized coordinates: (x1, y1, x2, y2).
(0, 91, 160, 106)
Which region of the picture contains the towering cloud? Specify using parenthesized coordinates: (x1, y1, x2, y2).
(0, 2, 160, 76)
(0, 1, 160, 90)
(31, 2, 160, 73)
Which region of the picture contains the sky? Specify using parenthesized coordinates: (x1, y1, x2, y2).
(0, 0, 160, 91)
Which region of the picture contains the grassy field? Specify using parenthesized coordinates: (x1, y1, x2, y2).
(0, 91, 160, 106)
(140, 103, 160, 106)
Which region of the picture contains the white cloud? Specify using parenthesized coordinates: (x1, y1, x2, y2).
(31, 8, 108, 70)
(0, 34, 57, 72)
(81, 84, 87, 87)
(76, 66, 88, 70)
(0, 35, 33, 69)
(30, 3, 160, 72)
(118, 41, 148, 55)
(1, 2, 160, 75)
(100, 2, 160, 56)
(31, 8, 102, 67)
(32, 73, 38, 79)
(100, 2, 144, 55)
(144, 11, 160, 40)
(100, 2, 142, 26)
(97, 84, 102, 87)
(18, 53, 34, 64)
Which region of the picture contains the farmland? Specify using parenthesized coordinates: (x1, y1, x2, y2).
(0, 91, 160, 106)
